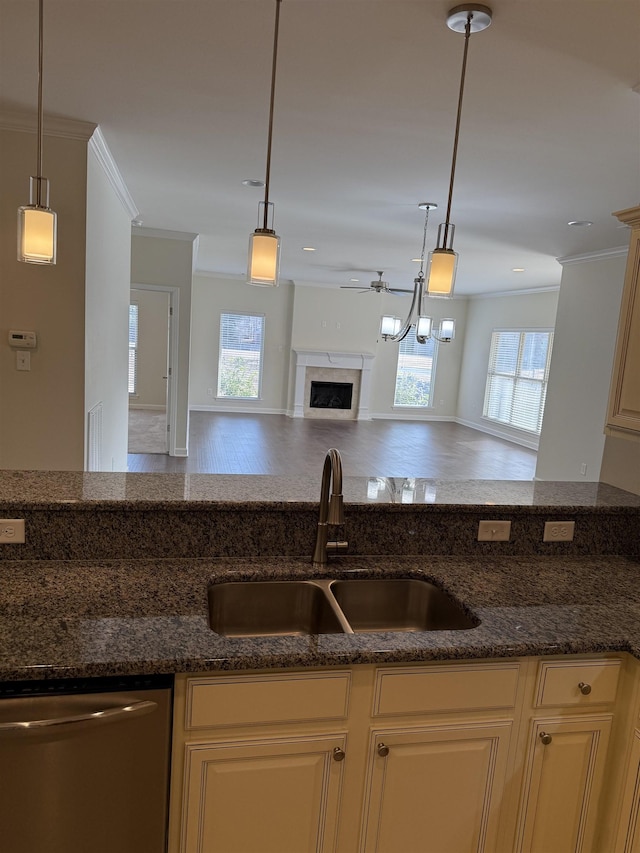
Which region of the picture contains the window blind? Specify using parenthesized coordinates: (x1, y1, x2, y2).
(393, 330, 436, 407)
(483, 329, 553, 434)
(128, 303, 139, 395)
(217, 312, 265, 399)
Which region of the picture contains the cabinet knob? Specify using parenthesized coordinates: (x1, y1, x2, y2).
(377, 742, 390, 757)
(332, 747, 345, 762)
(539, 732, 552, 745)
(578, 681, 592, 695)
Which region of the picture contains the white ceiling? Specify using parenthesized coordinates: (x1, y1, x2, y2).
(1, 0, 639, 296)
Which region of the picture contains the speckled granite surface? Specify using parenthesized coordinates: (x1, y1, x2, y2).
(1, 470, 639, 508)
(2, 554, 640, 681)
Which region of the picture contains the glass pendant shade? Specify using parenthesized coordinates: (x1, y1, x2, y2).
(247, 229, 280, 286)
(18, 177, 57, 264)
(426, 248, 458, 297)
(416, 315, 433, 339)
(380, 315, 402, 338)
(439, 318, 456, 341)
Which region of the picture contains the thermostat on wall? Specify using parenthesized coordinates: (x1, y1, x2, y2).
(8, 330, 37, 348)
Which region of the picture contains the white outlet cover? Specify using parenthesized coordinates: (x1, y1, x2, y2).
(0, 519, 25, 544)
(477, 520, 511, 542)
(543, 521, 575, 542)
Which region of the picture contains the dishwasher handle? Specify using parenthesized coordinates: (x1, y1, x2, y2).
(0, 697, 158, 737)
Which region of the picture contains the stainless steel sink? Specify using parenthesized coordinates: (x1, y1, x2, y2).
(207, 580, 347, 637)
(208, 576, 478, 637)
(329, 578, 479, 632)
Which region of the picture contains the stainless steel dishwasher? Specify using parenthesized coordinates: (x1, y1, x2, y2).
(0, 673, 173, 853)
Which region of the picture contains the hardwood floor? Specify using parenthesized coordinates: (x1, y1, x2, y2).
(126, 412, 537, 479)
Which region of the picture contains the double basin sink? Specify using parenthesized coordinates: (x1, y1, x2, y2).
(208, 576, 479, 637)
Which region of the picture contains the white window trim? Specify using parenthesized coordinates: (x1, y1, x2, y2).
(482, 327, 554, 436)
(216, 311, 266, 401)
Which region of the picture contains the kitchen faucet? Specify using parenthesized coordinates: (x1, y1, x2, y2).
(312, 448, 349, 568)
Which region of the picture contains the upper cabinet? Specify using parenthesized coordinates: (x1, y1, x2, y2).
(607, 206, 640, 438)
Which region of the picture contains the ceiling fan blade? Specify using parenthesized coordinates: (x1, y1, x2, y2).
(388, 287, 413, 294)
(340, 285, 369, 291)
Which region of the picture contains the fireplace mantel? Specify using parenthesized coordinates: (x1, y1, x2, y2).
(292, 350, 375, 420)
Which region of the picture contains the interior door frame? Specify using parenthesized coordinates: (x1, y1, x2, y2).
(130, 283, 180, 456)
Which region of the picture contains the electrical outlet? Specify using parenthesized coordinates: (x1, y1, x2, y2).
(0, 519, 25, 544)
(477, 520, 511, 542)
(543, 521, 575, 542)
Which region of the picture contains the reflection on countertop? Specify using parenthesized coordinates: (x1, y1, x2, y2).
(0, 470, 638, 508)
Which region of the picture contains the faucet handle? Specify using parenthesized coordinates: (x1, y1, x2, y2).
(327, 494, 344, 525)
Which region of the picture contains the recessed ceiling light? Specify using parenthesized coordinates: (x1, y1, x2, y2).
(512, 267, 525, 272)
(567, 220, 593, 227)
(350, 278, 359, 282)
(411, 258, 422, 263)
(302, 246, 316, 251)
(242, 179, 265, 188)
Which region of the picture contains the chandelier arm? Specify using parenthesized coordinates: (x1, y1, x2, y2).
(387, 276, 423, 342)
(442, 12, 472, 248)
(262, 0, 282, 229)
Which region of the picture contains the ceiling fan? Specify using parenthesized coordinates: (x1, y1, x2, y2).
(340, 271, 412, 295)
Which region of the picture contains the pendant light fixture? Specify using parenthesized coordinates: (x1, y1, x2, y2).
(18, 0, 57, 265)
(247, 0, 283, 287)
(426, 4, 492, 298)
(380, 203, 456, 345)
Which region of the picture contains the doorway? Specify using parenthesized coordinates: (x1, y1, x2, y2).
(128, 287, 173, 455)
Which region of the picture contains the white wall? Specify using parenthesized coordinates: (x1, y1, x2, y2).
(131, 230, 197, 455)
(0, 122, 90, 470)
(130, 288, 169, 408)
(536, 252, 626, 481)
(190, 273, 293, 413)
(85, 142, 132, 472)
(456, 290, 559, 448)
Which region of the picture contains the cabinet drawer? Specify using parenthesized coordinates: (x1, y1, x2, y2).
(185, 670, 351, 729)
(373, 662, 521, 717)
(535, 659, 621, 707)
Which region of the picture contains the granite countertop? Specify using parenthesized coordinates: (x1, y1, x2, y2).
(2, 553, 640, 681)
(1, 470, 639, 509)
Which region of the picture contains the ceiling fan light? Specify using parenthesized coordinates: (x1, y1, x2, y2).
(247, 229, 280, 286)
(426, 248, 458, 297)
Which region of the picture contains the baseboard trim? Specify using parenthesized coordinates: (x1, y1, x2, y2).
(370, 413, 455, 422)
(455, 417, 539, 450)
(129, 404, 166, 412)
(190, 405, 288, 415)
(172, 448, 188, 457)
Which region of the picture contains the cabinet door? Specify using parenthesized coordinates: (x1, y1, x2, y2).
(360, 720, 513, 853)
(180, 733, 346, 853)
(615, 729, 640, 853)
(515, 715, 612, 853)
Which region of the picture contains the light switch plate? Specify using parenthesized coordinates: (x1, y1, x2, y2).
(0, 519, 25, 543)
(477, 520, 511, 542)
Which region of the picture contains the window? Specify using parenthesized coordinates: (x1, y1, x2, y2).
(483, 329, 553, 434)
(128, 303, 139, 395)
(217, 312, 265, 399)
(393, 329, 436, 407)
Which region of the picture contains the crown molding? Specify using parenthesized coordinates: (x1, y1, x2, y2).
(470, 285, 560, 300)
(0, 109, 96, 140)
(557, 246, 628, 266)
(89, 126, 139, 220)
(133, 225, 199, 242)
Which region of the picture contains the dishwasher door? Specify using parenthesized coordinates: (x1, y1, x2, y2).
(0, 675, 172, 853)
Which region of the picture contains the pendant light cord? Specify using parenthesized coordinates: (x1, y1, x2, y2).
(262, 0, 282, 230)
(442, 12, 472, 247)
(418, 205, 431, 278)
(36, 0, 44, 205)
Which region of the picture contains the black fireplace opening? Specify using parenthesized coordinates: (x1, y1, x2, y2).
(309, 381, 353, 410)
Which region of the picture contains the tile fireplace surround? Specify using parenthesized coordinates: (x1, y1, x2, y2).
(292, 350, 375, 420)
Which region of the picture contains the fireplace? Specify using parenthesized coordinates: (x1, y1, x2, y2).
(292, 350, 375, 420)
(310, 381, 353, 410)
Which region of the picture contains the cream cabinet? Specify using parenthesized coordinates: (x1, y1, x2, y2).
(168, 655, 633, 853)
(607, 205, 640, 438)
(513, 657, 621, 853)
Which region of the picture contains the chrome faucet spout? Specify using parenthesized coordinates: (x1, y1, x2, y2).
(312, 448, 348, 568)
